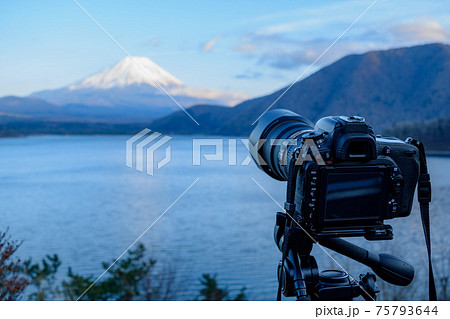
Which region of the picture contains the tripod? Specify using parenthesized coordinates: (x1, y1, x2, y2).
(274, 211, 415, 301)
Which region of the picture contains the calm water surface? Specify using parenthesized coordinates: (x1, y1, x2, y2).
(0, 136, 449, 300)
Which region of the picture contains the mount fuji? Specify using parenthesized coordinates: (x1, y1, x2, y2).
(30, 57, 247, 116)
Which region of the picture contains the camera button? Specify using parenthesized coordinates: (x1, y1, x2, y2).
(392, 176, 403, 193)
(389, 200, 398, 214)
(403, 149, 417, 156)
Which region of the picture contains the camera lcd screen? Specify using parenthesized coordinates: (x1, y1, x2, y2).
(324, 172, 384, 222)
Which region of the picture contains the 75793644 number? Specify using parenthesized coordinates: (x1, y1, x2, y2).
(376, 306, 438, 316)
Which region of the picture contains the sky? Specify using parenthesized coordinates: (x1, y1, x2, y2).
(1, 0, 449, 99)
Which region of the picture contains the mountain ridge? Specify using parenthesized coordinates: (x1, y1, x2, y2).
(150, 43, 450, 136)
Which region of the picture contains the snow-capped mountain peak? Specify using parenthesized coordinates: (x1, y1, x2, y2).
(31, 56, 247, 107)
(69, 56, 184, 90)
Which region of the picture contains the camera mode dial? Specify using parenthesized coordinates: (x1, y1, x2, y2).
(339, 115, 365, 123)
(302, 131, 325, 143)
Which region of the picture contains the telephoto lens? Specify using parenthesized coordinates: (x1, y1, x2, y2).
(249, 109, 314, 181)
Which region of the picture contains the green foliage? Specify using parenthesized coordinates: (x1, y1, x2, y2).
(196, 274, 246, 301)
(23, 254, 61, 300)
(0, 228, 29, 300)
(62, 243, 157, 301)
(3, 232, 244, 301)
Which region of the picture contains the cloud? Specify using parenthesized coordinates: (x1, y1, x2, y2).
(258, 40, 375, 69)
(169, 86, 247, 106)
(259, 50, 313, 70)
(234, 71, 262, 79)
(257, 19, 325, 36)
(391, 19, 450, 42)
(237, 33, 374, 69)
(232, 33, 298, 55)
(202, 35, 222, 52)
(233, 42, 259, 53)
(233, 17, 450, 70)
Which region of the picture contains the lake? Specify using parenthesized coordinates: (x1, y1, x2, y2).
(0, 135, 449, 300)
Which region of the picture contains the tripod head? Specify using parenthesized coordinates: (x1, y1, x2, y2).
(319, 238, 414, 287)
(274, 211, 414, 301)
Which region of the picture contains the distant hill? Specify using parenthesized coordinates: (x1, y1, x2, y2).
(0, 96, 63, 120)
(0, 121, 142, 137)
(0, 96, 151, 137)
(0, 96, 172, 124)
(150, 43, 450, 136)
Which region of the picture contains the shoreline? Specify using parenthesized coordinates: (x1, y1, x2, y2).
(1, 133, 450, 156)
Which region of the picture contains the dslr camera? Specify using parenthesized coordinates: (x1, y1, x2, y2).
(249, 109, 420, 240)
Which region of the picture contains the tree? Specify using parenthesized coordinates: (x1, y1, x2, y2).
(0, 229, 29, 300)
(63, 243, 157, 300)
(23, 254, 61, 300)
(196, 274, 246, 301)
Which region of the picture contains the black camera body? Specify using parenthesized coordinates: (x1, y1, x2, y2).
(249, 110, 420, 240)
(249, 109, 435, 300)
